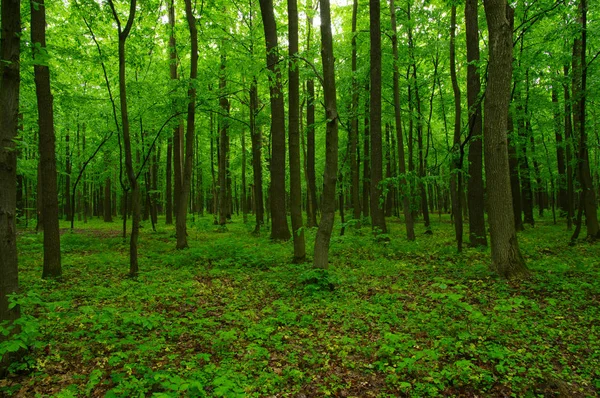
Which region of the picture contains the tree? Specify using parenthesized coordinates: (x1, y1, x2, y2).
(483, 0, 528, 278)
(389, 0, 414, 241)
(31, 0, 62, 278)
(0, 0, 21, 374)
(449, 3, 463, 252)
(313, 0, 338, 269)
(258, 0, 291, 241)
(349, 0, 361, 227)
(177, 0, 199, 249)
(288, 0, 306, 261)
(108, 0, 139, 277)
(369, 0, 387, 235)
(465, 0, 487, 247)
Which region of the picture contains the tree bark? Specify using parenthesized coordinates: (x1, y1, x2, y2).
(349, 0, 361, 226)
(552, 85, 567, 215)
(369, 0, 387, 235)
(288, 0, 306, 261)
(250, 79, 264, 233)
(0, 0, 21, 375)
(218, 51, 229, 228)
(507, 116, 524, 232)
(483, 0, 528, 278)
(108, 0, 138, 276)
(169, 0, 183, 226)
(177, 0, 199, 249)
(465, 0, 487, 247)
(449, 4, 463, 252)
(259, 0, 291, 241)
(32, 0, 62, 279)
(571, 0, 599, 240)
(313, 0, 339, 269)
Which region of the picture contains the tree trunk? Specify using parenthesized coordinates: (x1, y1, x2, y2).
(553, 85, 567, 216)
(0, 0, 21, 375)
(507, 117, 524, 232)
(250, 79, 264, 233)
(362, 82, 370, 219)
(32, 0, 62, 279)
(258, 0, 291, 241)
(483, 0, 528, 278)
(571, 0, 599, 240)
(313, 0, 339, 269)
(169, 0, 183, 226)
(104, 177, 113, 222)
(449, 4, 463, 252)
(465, 0, 487, 247)
(177, 0, 199, 249)
(369, 0, 387, 235)
(109, 0, 138, 276)
(350, 0, 361, 226)
(288, 0, 306, 260)
(390, 0, 414, 240)
(564, 65, 575, 230)
(218, 52, 229, 228)
(64, 133, 72, 221)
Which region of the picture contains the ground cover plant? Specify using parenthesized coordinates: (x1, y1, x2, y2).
(1, 215, 599, 397)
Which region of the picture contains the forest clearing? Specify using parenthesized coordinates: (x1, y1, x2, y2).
(1, 216, 599, 396)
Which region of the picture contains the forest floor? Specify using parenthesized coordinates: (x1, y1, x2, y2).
(1, 214, 599, 397)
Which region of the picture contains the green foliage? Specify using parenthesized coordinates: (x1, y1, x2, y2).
(2, 216, 600, 397)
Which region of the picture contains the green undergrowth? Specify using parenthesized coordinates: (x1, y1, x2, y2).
(1, 215, 599, 397)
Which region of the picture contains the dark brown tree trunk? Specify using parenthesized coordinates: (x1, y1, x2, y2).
(108, 0, 138, 276)
(169, 0, 183, 226)
(64, 133, 72, 221)
(350, 0, 361, 226)
(553, 85, 567, 215)
(32, 0, 62, 279)
(250, 79, 264, 233)
(362, 82, 370, 219)
(449, 4, 463, 252)
(177, 0, 198, 248)
(369, 0, 387, 235)
(288, 0, 305, 260)
(564, 65, 575, 230)
(571, 0, 599, 240)
(390, 0, 414, 240)
(0, 0, 21, 375)
(313, 0, 339, 269)
(218, 52, 229, 228)
(259, 0, 291, 241)
(465, 0, 487, 246)
(483, 0, 528, 278)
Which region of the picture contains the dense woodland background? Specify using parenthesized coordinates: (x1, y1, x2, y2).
(1, 0, 600, 395)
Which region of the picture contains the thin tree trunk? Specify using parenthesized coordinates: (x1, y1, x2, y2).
(553, 85, 567, 216)
(169, 0, 183, 226)
(362, 82, 370, 219)
(350, 0, 361, 226)
(177, 0, 199, 248)
(32, 0, 62, 279)
(218, 51, 229, 228)
(369, 0, 387, 235)
(507, 116, 524, 232)
(449, 4, 463, 252)
(288, 0, 305, 261)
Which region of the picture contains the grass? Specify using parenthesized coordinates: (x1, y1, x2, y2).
(1, 213, 599, 397)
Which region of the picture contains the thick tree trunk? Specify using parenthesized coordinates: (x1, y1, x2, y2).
(169, 0, 183, 225)
(177, 0, 199, 249)
(483, 0, 528, 278)
(369, 0, 387, 235)
(465, 0, 487, 247)
(571, 0, 599, 240)
(449, 4, 463, 252)
(259, 0, 291, 241)
(0, 0, 21, 375)
(288, 0, 306, 261)
(32, 0, 62, 279)
(390, 0, 414, 240)
(313, 0, 338, 269)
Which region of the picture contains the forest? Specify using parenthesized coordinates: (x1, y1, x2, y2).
(1, 0, 600, 395)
